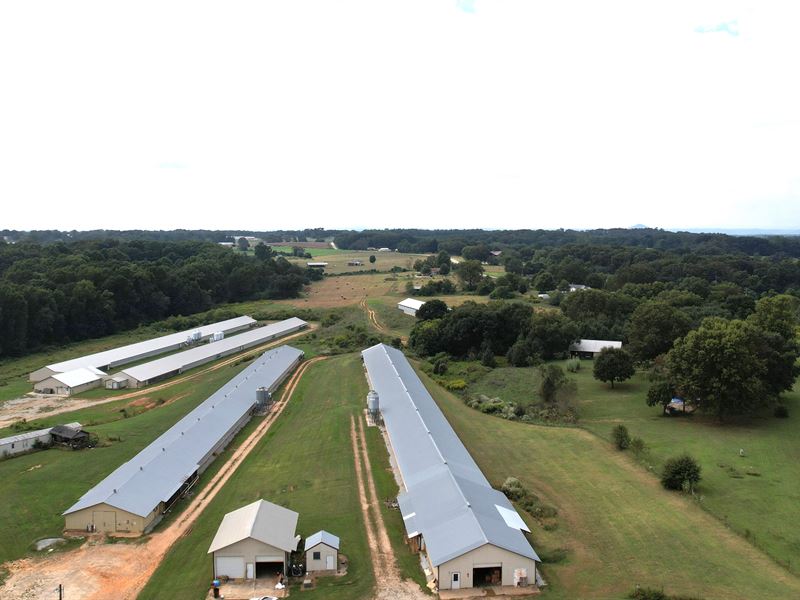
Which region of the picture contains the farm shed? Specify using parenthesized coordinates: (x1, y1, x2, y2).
(306, 261, 328, 268)
(29, 316, 256, 383)
(0, 422, 81, 458)
(105, 374, 129, 389)
(119, 318, 307, 387)
(569, 339, 622, 359)
(362, 344, 540, 591)
(305, 530, 339, 573)
(63, 345, 304, 535)
(33, 367, 105, 395)
(50, 424, 92, 448)
(397, 298, 425, 316)
(208, 499, 299, 579)
(347, 259, 363, 266)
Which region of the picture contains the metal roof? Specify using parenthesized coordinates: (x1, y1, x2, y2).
(305, 530, 340, 551)
(45, 316, 256, 373)
(361, 344, 539, 567)
(50, 367, 105, 387)
(120, 318, 307, 383)
(208, 499, 299, 554)
(64, 345, 304, 518)
(398, 298, 425, 311)
(569, 339, 623, 353)
(1, 422, 81, 446)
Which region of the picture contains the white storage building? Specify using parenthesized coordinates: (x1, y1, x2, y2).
(63, 345, 304, 535)
(569, 339, 623, 358)
(29, 316, 257, 383)
(119, 318, 307, 387)
(397, 298, 425, 317)
(33, 367, 106, 396)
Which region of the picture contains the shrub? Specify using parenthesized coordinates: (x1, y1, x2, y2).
(629, 436, 646, 456)
(661, 454, 702, 492)
(433, 357, 449, 375)
(612, 424, 631, 450)
(444, 379, 467, 391)
(565, 358, 581, 373)
(480, 346, 497, 368)
(506, 339, 531, 367)
(774, 404, 789, 418)
(501, 477, 525, 501)
(390, 337, 403, 348)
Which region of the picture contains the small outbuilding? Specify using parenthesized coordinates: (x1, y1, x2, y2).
(33, 367, 105, 396)
(305, 530, 339, 573)
(397, 298, 425, 317)
(306, 262, 328, 269)
(208, 499, 299, 580)
(50, 424, 92, 448)
(569, 339, 622, 359)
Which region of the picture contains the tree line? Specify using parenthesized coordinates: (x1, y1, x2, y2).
(0, 240, 312, 358)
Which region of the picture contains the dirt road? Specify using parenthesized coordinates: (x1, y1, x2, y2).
(350, 415, 427, 600)
(360, 297, 387, 333)
(0, 325, 317, 428)
(0, 357, 325, 600)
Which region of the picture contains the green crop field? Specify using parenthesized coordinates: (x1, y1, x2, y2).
(140, 354, 424, 600)
(419, 363, 800, 599)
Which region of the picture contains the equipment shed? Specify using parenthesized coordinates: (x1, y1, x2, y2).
(33, 367, 105, 396)
(305, 530, 339, 573)
(397, 298, 425, 316)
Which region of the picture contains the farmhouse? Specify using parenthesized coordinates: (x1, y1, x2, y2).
(397, 298, 425, 317)
(63, 345, 304, 535)
(119, 318, 307, 387)
(29, 316, 256, 383)
(0, 422, 81, 458)
(568, 283, 590, 292)
(33, 367, 105, 395)
(569, 339, 622, 359)
(362, 344, 540, 591)
(208, 499, 299, 580)
(304, 530, 339, 573)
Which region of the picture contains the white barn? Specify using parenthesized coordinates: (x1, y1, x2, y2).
(208, 499, 299, 579)
(33, 367, 105, 396)
(305, 530, 339, 573)
(397, 298, 425, 317)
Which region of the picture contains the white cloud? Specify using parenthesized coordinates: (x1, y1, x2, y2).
(0, 0, 798, 231)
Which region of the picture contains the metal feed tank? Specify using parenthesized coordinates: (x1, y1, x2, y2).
(367, 390, 380, 415)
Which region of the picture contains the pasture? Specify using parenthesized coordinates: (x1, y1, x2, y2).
(418, 363, 800, 599)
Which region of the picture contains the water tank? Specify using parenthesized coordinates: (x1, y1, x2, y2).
(367, 390, 380, 413)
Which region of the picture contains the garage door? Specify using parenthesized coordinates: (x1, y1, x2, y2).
(256, 555, 283, 563)
(215, 556, 245, 579)
(92, 511, 116, 532)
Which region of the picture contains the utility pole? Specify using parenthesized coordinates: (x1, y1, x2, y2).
(57, 584, 63, 599)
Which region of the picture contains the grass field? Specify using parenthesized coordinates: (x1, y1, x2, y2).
(282, 250, 430, 275)
(0, 358, 260, 565)
(139, 354, 424, 600)
(418, 363, 800, 599)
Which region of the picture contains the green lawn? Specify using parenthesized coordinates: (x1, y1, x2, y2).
(0, 358, 257, 564)
(140, 354, 422, 600)
(270, 246, 341, 257)
(418, 363, 800, 599)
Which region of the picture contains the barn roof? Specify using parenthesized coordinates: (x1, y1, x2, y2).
(569, 339, 623, 353)
(361, 344, 539, 567)
(208, 499, 299, 554)
(398, 298, 425, 311)
(120, 318, 307, 383)
(44, 316, 256, 374)
(64, 345, 304, 518)
(0, 422, 81, 446)
(50, 367, 105, 388)
(305, 530, 340, 551)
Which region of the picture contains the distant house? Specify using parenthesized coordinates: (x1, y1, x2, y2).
(306, 262, 328, 269)
(537, 293, 550, 300)
(397, 298, 425, 316)
(208, 499, 300, 579)
(347, 260, 363, 266)
(490, 250, 503, 257)
(305, 530, 340, 573)
(569, 339, 622, 359)
(568, 284, 590, 293)
(33, 367, 105, 396)
(218, 242, 235, 247)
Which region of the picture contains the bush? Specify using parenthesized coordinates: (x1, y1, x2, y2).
(480, 347, 497, 368)
(444, 379, 467, 391)
(612, 424, 631, 450)
(506, 339, 531, 367)
(774, 404, 789, 418)
(501, 477, 525, 501)
(628, 588, 704, 600)
(629, 436, 646, 456)
(433, 357, 449, 375)
(565, 358, 581, 373)
(661, 454, 702, 492)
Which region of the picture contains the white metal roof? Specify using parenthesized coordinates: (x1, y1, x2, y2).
(305, 530, 340, 551)
(50, 367, 105, 388)
(361, 344, 539, 567)
(569, 339, 623, 353)
(64, 345, 304, 518)
(120, 318, 307, 384)
(45, 316, 256, 374)
(208, 499, 299, 554)
(397, 298, 425, 311)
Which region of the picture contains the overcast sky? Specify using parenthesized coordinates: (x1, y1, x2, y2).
(1, 1, 798, 232)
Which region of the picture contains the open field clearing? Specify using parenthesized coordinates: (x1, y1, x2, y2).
(140, 354, 425, 600)
(418, 363, 800, 599)
(282, 250, 430, 275)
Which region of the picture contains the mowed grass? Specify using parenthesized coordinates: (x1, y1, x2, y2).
(283, 250, 429, 275)
(417, 363, 800, 599)
(0, 358, 257, 565)
(141, 354, 394, 600)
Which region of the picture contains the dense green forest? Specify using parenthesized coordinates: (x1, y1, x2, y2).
(0, 240, 312, 358)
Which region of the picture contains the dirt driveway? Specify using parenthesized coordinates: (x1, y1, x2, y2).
(0, 357, 324, 600)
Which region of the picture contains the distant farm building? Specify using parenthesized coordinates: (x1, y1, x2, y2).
(50, 424, 92, 448)
(63, 345, 304, 535)
(105, 374, 129, 390)
(0, 422, 81, 458)
(362, 344, 540, 591)
(305, 530, 340, 573)
(397, 298, 425, 317)
(568, 284, 590, 292)
(33, 367, 105, 396)
(347, 259, 363, 266)
(569, 339, 622, 359)
(29, 316, 256, 383)
(118, 318, 307, 388)
(306, 262, 328, 268)
(378, 247, 391, 252)
(208, 499, 299, 579)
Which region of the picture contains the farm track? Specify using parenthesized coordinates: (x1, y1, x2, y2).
(360, 296, 387, 333)
(349, 414, 426, 600)
(0, 324, 318, 428)
(0, 356, 326, 600)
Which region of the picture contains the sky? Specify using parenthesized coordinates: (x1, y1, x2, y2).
(1, 1, 799, 232)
